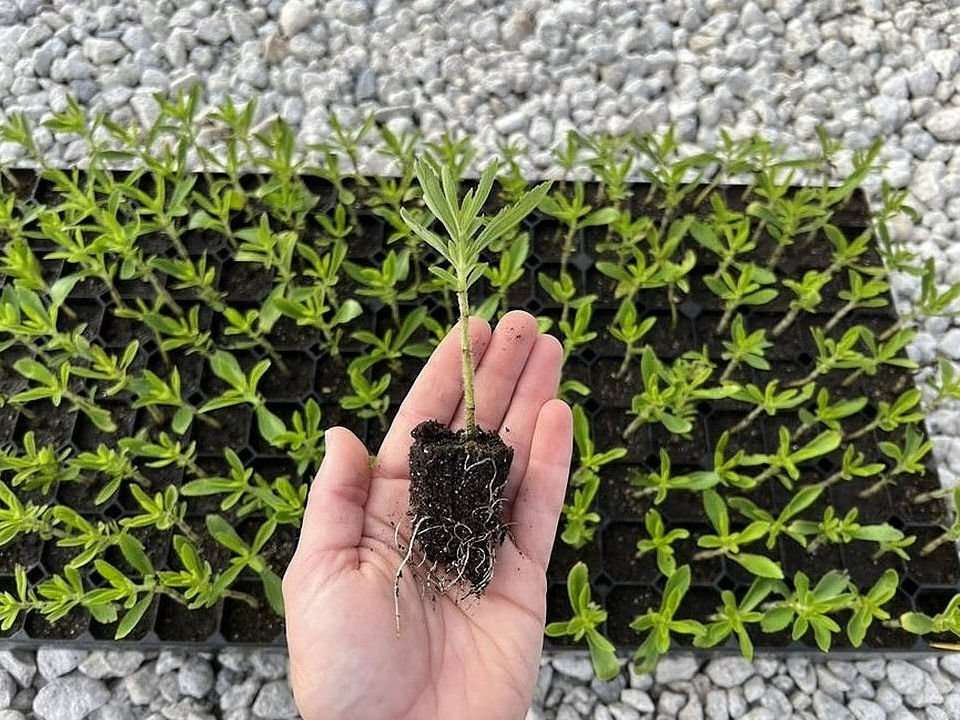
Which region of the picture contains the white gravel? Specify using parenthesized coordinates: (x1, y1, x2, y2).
(0, 0, 959, 717)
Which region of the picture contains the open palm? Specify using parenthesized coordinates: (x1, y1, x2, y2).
(283, 311, 573, 720)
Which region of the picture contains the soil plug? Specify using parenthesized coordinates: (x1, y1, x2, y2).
(395, 159, 549, 632)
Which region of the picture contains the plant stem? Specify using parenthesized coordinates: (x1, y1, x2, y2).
(719, 358, 739, 383)
(913, 487, 950, 504)
(922, 531, 958, 556)
(457, 289, 477, 436)
(692, 548, 725, 561)
(859, 475, 892, 498)
(728, 406, 765, 435)
(771, 307, 800, 338)
(716, 305, 736, 335)
(823, 301, 855, 334)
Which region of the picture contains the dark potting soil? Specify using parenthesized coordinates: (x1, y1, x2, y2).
(407, 419, 513, 593)
(155, 595, 221, 642)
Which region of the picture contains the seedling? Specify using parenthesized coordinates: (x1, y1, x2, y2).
(861, 425, 932, 498)
(728, 484, 824, 550)
(609, 300, 657, 378)
(694, 578, 776, 660)
(545, 562, 620, 681)
(571, 405, 626, 486)
(901, 594, 960, 639)
(719, 315, 771, 382)
(12, 358, 116, 432)
(728, 381, 814, 435)
(393, 159, 548, 629)
(630, 565, 705, 672)
(761, 570, 852, 651)
(847, 569, 898, 648)
(632, 450, 719, 505)
(344, 249, 414, 326)
(771, 270, 832, 337)
(694, 490, 784, 579)
(793, 506, 904, 553)
(198, 351, 286, 445)
(340, 369, 391, 430)
(704, 263, 778, 334)
(636, 509, 690, 576)
(561, 474, 601, 549)
(205, 514, 284, 616)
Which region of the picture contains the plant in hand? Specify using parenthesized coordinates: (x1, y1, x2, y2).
(395, 159, 548, 626)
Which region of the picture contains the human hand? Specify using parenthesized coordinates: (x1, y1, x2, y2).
(283, 310, 572, 720)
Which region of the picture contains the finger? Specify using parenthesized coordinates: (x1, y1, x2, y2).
(450, 310, 539, 432)
(377, 317, 492, 478)
(500, 334, 564, 507)
(293, 427, 372, 557)
(508, 399, 573, 570)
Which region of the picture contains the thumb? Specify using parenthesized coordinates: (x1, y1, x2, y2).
(294, 426, 372, 558)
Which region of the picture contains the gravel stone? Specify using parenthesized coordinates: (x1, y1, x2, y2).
(36, 649, 87, 681)
(607, 704, 640, 720)
(888, 662, 926, 697)
(82, 38, 125, 64)
(554, 657, 594, 683)
(0, 653, 35, 689)
(619, 689, 654, 714)
(814, 690, 854, 720)
(251, 680, 297, 719)
(33, 674, 110, 720)
(279, 0, 314, 36)
(177, 658, 214, 699)
(0, 672, 16, 708)
(659, 690, 686, 717)
(705, 689, 728, 720)
(591, 674, 626, 705)
(706, 658, 755, 689)
(850, 698, 887, 720)
(656, 656, 699, 684)
(925, 109, 960, 142)
(79, 652, 146, 680)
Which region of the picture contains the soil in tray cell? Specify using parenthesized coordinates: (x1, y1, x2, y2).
(886, 470, 947, 525)
(602, 523, 659, 583)
(27, 605, 89, 640)
(221, 582, 285, 643)
(604, 585, 661, 646)
(597, 466, 652, 521)
(0, 533, 42, 574)
(592, 358, 640, 408)
(155, 594, 221, 642)
(16, 404, 76, 449)
(840, 539, 906, 588)
(219, 262, 276, 303)
(192, 405, 252, 454)
(903, 526, 960, 586)
(593, 409, 647, 463)
(548, 537, 603, 584)
(258, 352, 316, 401)
(90, 595, 157, 641)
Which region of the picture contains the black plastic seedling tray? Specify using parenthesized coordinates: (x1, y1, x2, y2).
(0, 174, 956, 655)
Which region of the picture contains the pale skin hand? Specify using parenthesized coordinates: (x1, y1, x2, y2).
(283, 310, 573, 720)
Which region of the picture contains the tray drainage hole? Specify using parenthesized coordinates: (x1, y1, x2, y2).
(716, 574, 737, 591)
(237, 446, 256, 464)
(696, 402, 713, 418)
(817, 458, 835, 473)
(27, 565, 45, 583)
(584, 398, 600, 414)
(579, 348, 598, 363)
(593, 573, 614, 595)
(797, 352, 813, 367)
(527, 299, 543, 314)
(679, 299, 702, 319)
(901, 576, 919, 596)
(886, 515, 905, 531)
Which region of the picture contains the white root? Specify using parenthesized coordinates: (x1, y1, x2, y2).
(394, 515, 428, 637)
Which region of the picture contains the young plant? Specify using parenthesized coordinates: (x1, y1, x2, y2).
(609, 299, 656, 378)
(632, 450, 719, 505)
(349, 306, 435, 373)
(719, 315, 771, 382)
(861, 425, 932, 497)
(823, 270, 889, 333)
(198, 351, 285, 445)
(388, 159, 549, 616)
(792, 506, 905, 553)
(901, 594, 960, 639)
(636, 509, 690, 576)
(771, 270, 832, 337)
(560, 474, 601, 549)
(340, 369, 391, 430)
(205, 515, 284, 616)
(753, 428, 842, 489)
(630, 565, 705, 672)
(847, 569, 898, 648)
(544, 562, 620, 681)
(344, 249, 415, 326)
(728, 380, 815, 435)
(761, 570, 852, 651)
(270, 399, 325, 475)
(129, 367, 208, 434)
(704, 263, 778, 334)
(728, 483, 824, 550)
(11, 359, 116, 432)
(694, 578, 776, 660)
(0, 432, 76, 493)
(571, 405, 626, 485)
(694, 490, 783, 579)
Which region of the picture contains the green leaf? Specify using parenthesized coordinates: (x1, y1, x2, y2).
(209, 351, 245, 390)
(256, 406, 287, 444)
(118, 535, 154, 577)
(732, 553, 784, 579)
(568, 561, 590, 614)
(899, 612, 934, 635)
(205, 515, 248, 555)
(260, 568, 285, 616)
(115, 593, 153, 639)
